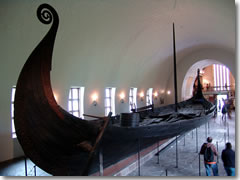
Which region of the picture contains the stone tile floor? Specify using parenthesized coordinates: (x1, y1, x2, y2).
(128, 111, 236, 176)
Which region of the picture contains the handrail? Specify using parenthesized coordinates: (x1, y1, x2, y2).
(83, 114, 105, 119)
(131, 104, 154, 113)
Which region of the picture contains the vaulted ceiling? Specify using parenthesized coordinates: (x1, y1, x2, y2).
(50, 0, 235, 86)
(0, 0, 236, 102)
(53, 0, 235, 64)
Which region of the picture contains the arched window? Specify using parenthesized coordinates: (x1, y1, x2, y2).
(11, 86, 16, 138)
(68, 87, 85, 118)
(129, 88, 137, 112)
(213, 64, 230, 91)
(146, 88, 153, 106)
(105, 87, 116, 116)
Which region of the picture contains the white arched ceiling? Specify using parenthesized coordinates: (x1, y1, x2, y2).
(1, 0, 235, 106)
(47, 0, 235, 91)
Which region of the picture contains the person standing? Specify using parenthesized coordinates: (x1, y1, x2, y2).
(218, 100, 221, 112)
(200, 137, 219, 176)
(221, 142, 235, 176)
(222, 104, 227, 121)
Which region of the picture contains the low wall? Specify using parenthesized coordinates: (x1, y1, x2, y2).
(92, 137, 175, 176)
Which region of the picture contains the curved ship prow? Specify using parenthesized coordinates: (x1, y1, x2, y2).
(14, 4, 107, 175)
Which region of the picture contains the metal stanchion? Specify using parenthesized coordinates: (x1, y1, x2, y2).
(227, 122, 230, 142)
(157, 139, 160, 164)
(199, 153, 201, 176)
(175, 136, 178, 168)
(196, 128, 198, 153)
(138, 138, 141, 176)
(224, 133, 226, 144)
(216, 141, 219, 163)
(24, 157, 27, 176)
(205, 123, 207, 138)
(34, 165, 37, 176)
(208, 121, 210, 134)
(183, 134, 185, 146)
(166, 169, 168, 176)
(99, 147, 103, 176)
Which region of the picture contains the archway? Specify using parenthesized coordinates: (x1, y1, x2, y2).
(181, 59, 235, 101)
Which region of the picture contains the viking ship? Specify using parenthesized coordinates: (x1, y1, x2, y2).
(14, 4, 215, 176)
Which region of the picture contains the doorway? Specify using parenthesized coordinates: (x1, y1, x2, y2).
(216, 94, 227, 114)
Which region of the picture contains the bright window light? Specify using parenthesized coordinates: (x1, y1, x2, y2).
(68, 87, 84, 118)
(213, 64, 230, 91)
(105, 87, 116, 116)
(226, 67, 230, 90)
(11, 86, 16, 138)
(129, 88, 137, 112)
(216, 64, 219, 90)
(146, 88, 153, 106)
(223, 66, 226, 90)
(219, 65, 223, 90)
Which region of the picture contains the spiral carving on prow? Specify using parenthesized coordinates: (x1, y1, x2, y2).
(37, 3, 58, 25)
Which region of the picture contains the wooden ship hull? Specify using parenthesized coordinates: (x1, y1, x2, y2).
(14, 4, 215, 176)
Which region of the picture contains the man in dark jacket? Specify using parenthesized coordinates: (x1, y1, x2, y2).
(200, 137, 219, 176)
(221, 142, 235, 176)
